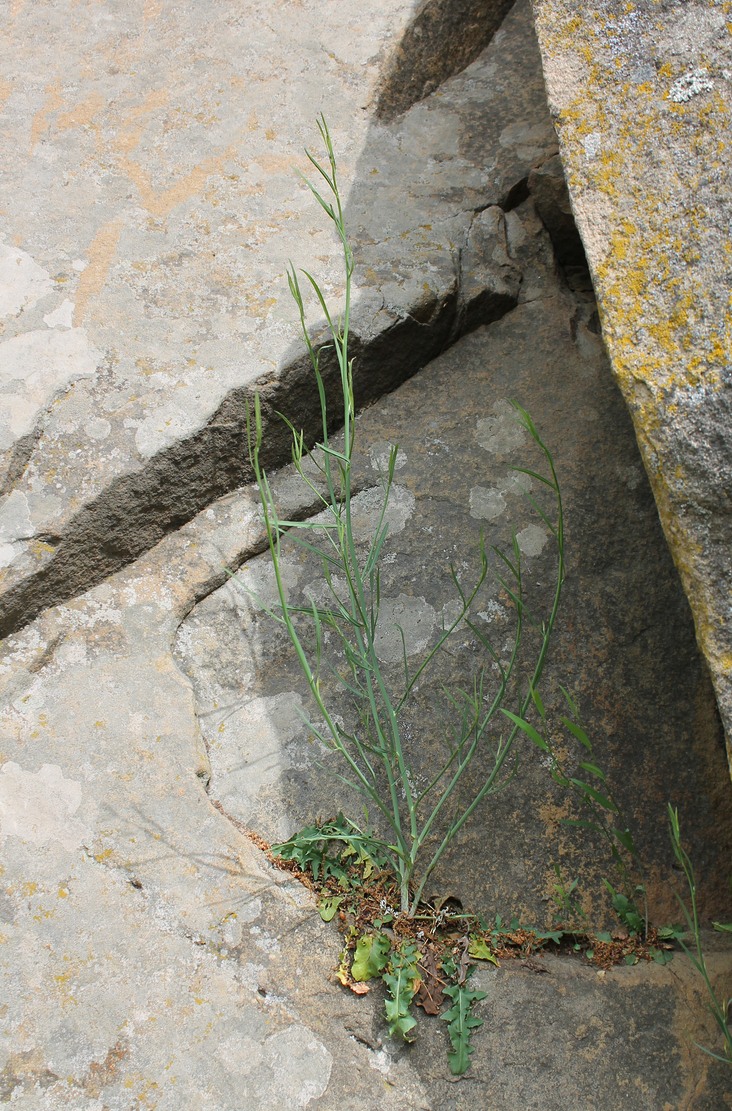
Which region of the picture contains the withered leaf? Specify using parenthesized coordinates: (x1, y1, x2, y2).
(349, 981, 371, 995)
(415, 950, 445, 1015)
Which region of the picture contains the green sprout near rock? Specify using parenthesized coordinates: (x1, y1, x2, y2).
(247, 114, 565, 920)
(668, 804, 732, 1066)
(245, 116, 565, 1072)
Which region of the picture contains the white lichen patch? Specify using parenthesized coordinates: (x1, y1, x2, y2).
(668, 69, 713, 103)
(207, 691, 305, 822)
(470, 468, 531, 521)
(368, 441, 407, 473)
(583, 131, 602, 158)
(0, 242, 53, 317)
(0, 490, 34, 544)
(43, 299, 75, 329)
(479, 597, 507, 623)
(265, 1026, 333, 1108)
(373, 594, 436, 663)
(0, 762, 88, 851)
(237, 556, 301, 611)
(441, 598, 464, 629)
(516, 523, 548, 557)
(469, 485, 506, 520)
(348, 484, 415, 538)
(476, 400, 526, 454)
(86, 417, 112, 440)
(0, 327, 100, 450)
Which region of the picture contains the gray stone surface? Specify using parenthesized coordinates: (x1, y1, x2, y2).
(0, 0, 554, 639)
(2, 205, 731, 1104)
(1, 1, 732, 1107)
(177, 195, 732, 933)
(531, 0, 732, 771)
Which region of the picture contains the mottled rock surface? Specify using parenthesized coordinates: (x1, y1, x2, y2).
(1, 0, 731, 1107)
(0, 0, 554, 638)
(532, 0, 732, 771)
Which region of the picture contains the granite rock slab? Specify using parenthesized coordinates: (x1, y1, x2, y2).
(0, 0, 556, 640)
(532, 0, 732, 770)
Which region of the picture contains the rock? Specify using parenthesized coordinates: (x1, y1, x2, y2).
(178, 198, 732, 934)
(1, 0, 731, 1106)
(375, 0, 516, 119)
(0, 0, 555, 641)
(532, 0, 732, 771)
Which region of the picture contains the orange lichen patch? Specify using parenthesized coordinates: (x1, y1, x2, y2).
(119, 146, 237, 219)
(74, 219, 124, 326)
(56, 93, 104, 133)
(29, 79, 63, 151)
(112, 89, 170, 156)
(83, 1041, 129, 1099)
(535, 0, 732, 776)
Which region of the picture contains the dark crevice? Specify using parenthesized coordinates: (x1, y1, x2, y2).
(501, 176, 530, 213)
(375, 0, 516, 121)
(0, 428, 41, 500)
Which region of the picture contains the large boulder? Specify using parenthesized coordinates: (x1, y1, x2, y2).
(532, 0, 732, 772)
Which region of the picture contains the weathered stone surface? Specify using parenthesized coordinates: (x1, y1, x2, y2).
(2, 196, 731, 1106)
(0, 0, 556, 640)
(178, 197, 732, 932)
(175, 201, 731, 1103)
(0, 483, 432, 1109)
(2, 0, 732, 1106)
(531, 0, 732, 771)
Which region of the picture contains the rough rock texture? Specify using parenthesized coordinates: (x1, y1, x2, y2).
(0, 0, 555, 639)
(2, 205, 731, 1107)
(531, 0, 732, 771)
(1, 0, 732, 1107)
(375, 0, 516, 119)
(177, 194, 732, 935)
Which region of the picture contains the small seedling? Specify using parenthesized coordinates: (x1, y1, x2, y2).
(668, 804, 732, 1065)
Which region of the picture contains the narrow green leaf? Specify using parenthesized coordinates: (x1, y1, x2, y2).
(612, 827, 637, 855)
(501, 710, 548, 752)
(578, 761, 606, 781)
(568, 778, 618, 812)
(559, 716, 593, 751)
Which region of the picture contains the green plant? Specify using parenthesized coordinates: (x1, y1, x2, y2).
(246, 115, 565, 919)
(668, 804, 732, 1065)
(272, 812, 390, 886)
(441, 954, 488, 1075)
(549, 865, 587, 931)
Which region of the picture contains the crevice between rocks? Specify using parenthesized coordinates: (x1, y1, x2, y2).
(0, 161, 589, 642)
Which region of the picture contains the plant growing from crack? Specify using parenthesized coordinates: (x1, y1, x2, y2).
(247, 114, 565, 918)
(245, 116, 564, 1071)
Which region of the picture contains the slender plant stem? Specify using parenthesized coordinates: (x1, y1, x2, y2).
(247, 116, 565, 916)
